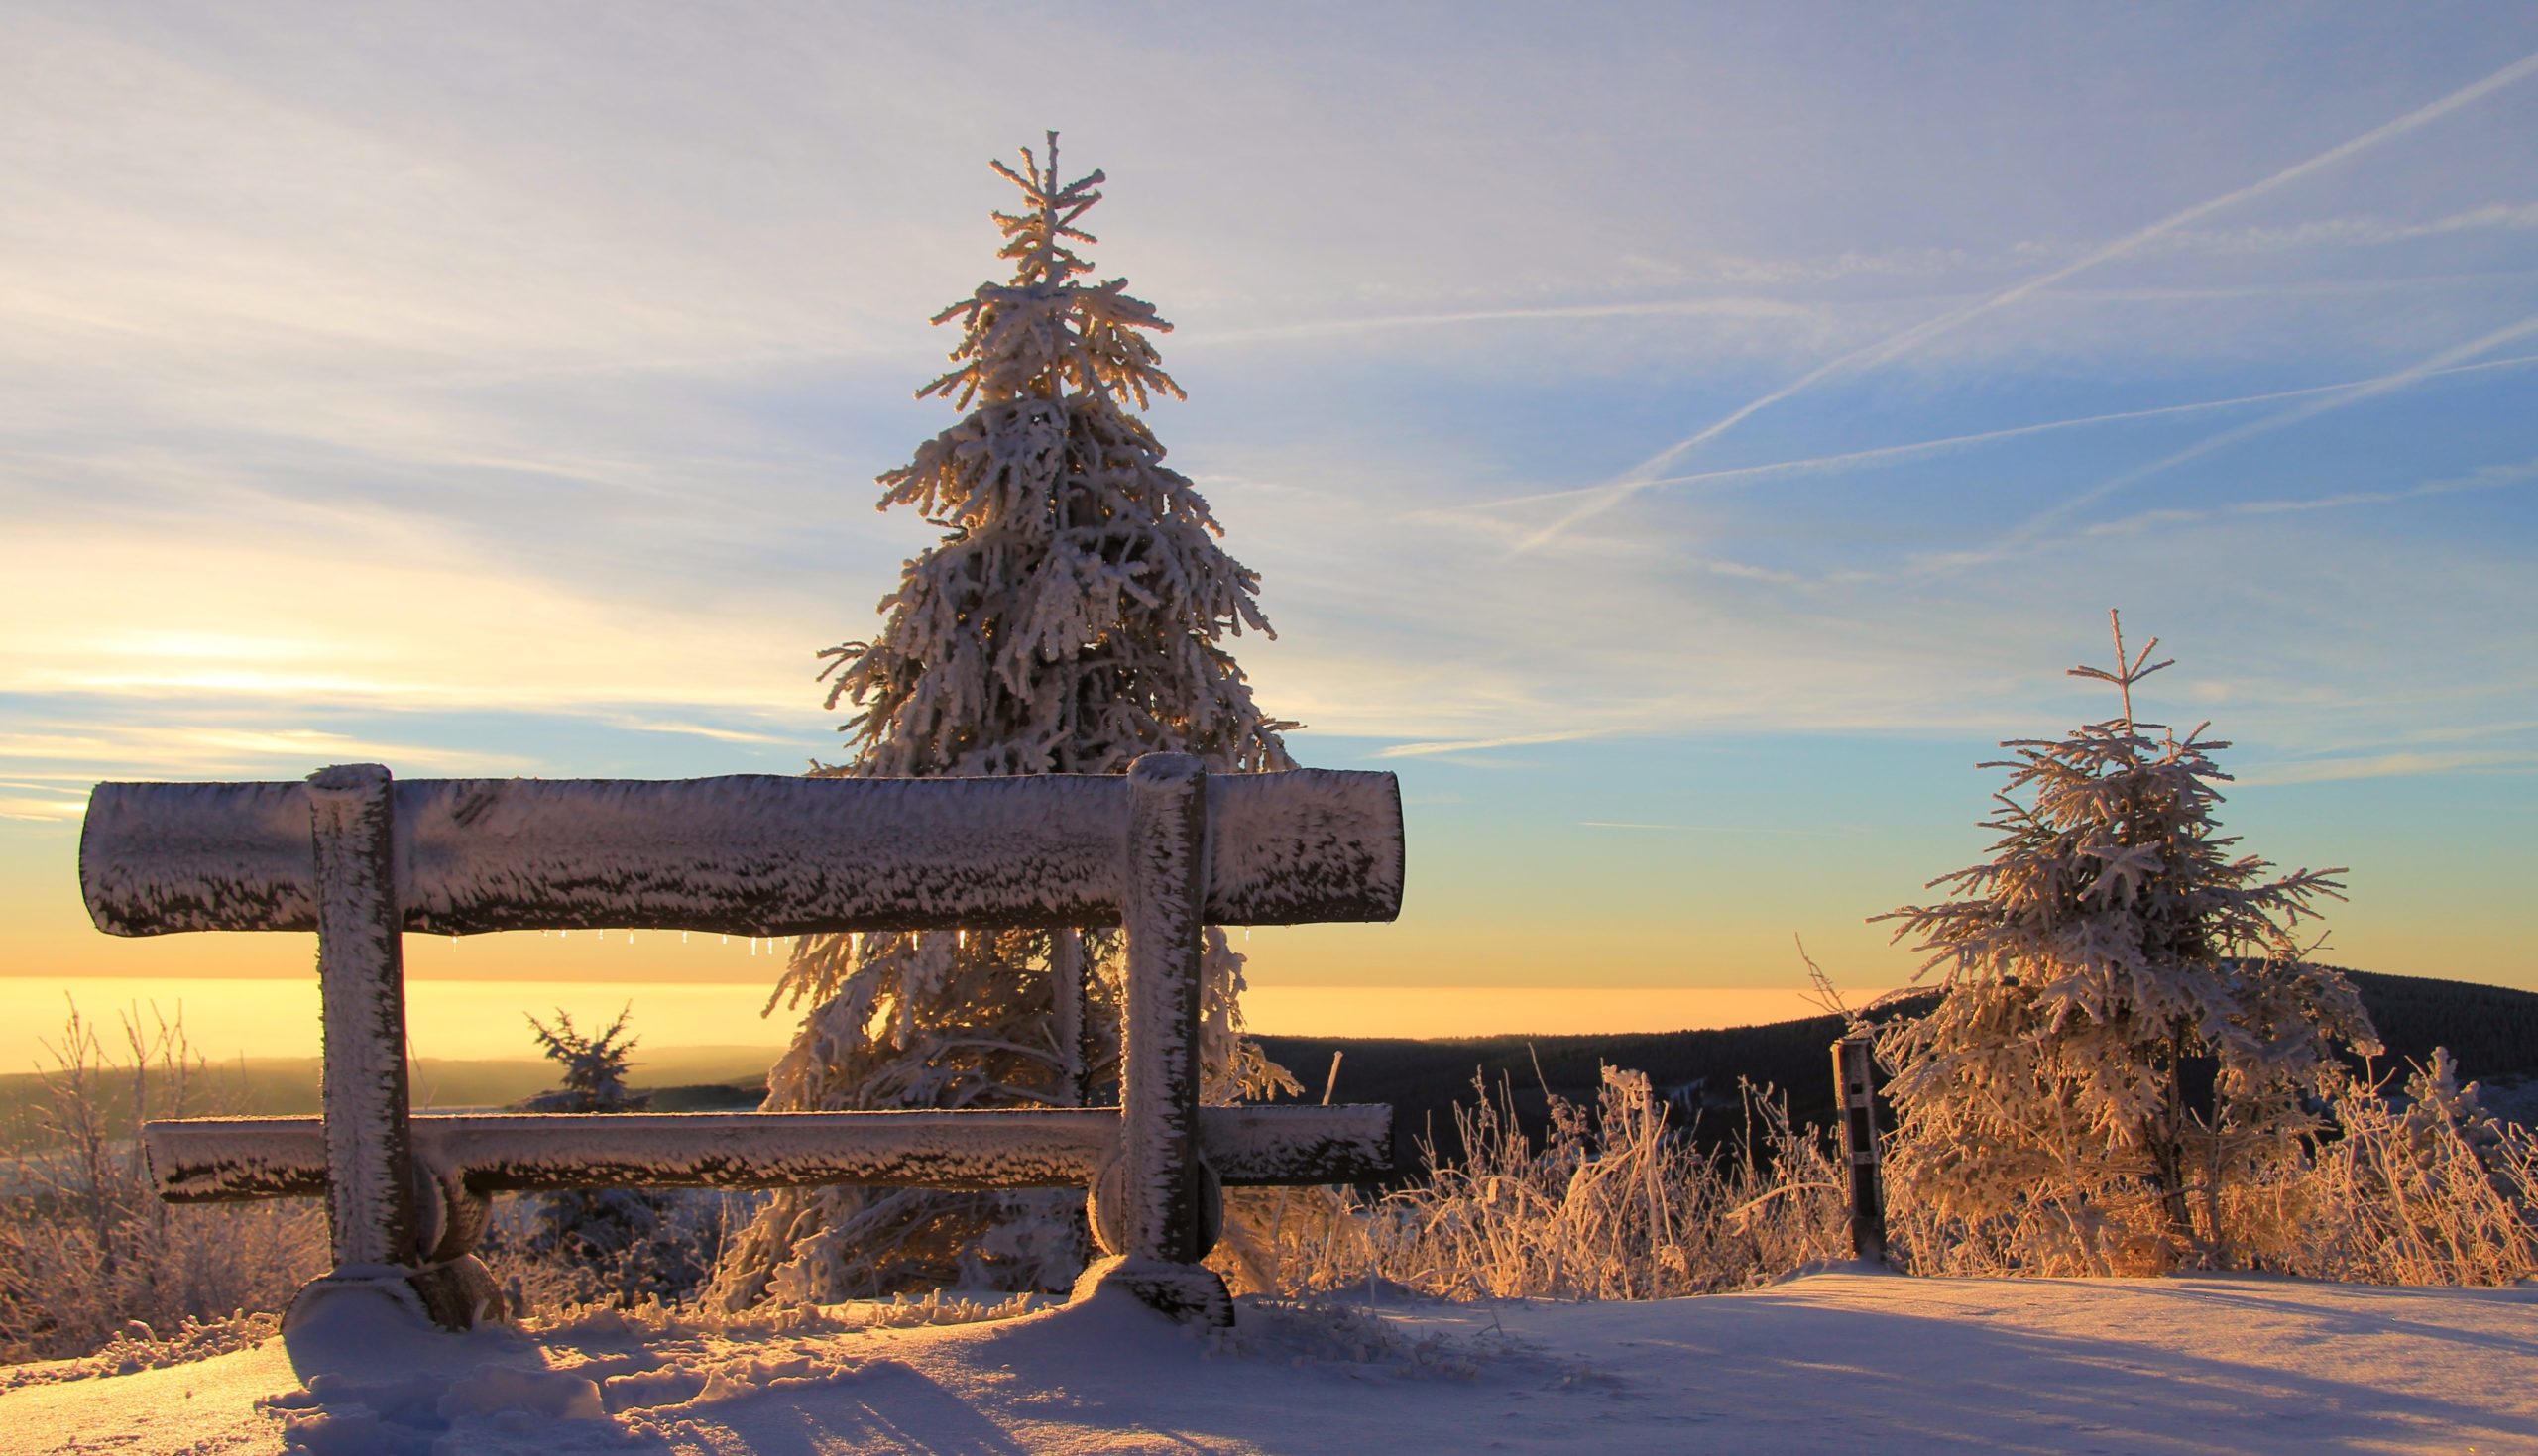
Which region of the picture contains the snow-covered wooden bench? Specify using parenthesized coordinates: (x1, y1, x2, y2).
(79, 754, 1402, 1334)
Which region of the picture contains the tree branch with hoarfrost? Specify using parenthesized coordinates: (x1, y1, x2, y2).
(710, 134, 1299, 1309)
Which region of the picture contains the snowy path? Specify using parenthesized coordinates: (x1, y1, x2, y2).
(8, 1270, 2534, 1454)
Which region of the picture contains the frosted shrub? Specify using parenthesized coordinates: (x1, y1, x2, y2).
(2224, 1052, 2537, 1286)
(1253, 1067, 1849, 1301)
(481, 1186, 753, 1319)
(0, 1003, 322, 1363)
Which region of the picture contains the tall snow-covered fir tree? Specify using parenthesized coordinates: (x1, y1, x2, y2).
(1874, 613, 2378, 1273)
(709, 135, 1297, 1309)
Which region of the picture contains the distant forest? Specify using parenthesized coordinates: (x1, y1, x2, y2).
(6, 968, 2529, 1165)
(1253, 969, 2538, 1172)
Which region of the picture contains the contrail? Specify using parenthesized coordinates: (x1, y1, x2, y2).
(1511, 47, 2538, 555)
(1988, 310, 2538, 553)
(1196, 295, 1830, 343)
(1452, 352, 2538, 519)
(2070, 455, 2538, 539)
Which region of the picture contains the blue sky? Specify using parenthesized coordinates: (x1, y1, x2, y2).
(4, 4, 2534, 1041)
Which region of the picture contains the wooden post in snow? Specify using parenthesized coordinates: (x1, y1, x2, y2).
(1082, 752, 1230, 1323)
(1833, 1032, 1887, 1264)
(306, 764, 417, 1273)
(296, 764, 503, 1336)
(1122, 752, 1207, 1265)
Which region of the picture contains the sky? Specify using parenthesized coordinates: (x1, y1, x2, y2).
(3, 4, 2534, 1061)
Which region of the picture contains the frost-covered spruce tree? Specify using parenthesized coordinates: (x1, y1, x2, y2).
(519, 1007, 643, 1117)
(514, 1009, 704, 1305)
(1874, 613, 2377, 1272)
(710, 135, 1295, 1309)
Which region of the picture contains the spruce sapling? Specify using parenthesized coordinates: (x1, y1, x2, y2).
(1874, 612, 2376, 1270)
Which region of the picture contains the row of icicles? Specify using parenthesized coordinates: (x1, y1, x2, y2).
(467, 928, 1063, 953)
(476, 925, 1254, 954)
(442, 929, 870, 955)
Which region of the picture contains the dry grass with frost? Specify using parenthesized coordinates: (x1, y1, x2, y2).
(0, 1004, 324, 1364)
(1230, 1067, 1852, 1301)
(5, 1004, 2530, 1371)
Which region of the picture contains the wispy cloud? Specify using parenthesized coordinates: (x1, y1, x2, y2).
(1579, 820, 1868, 837)
(1374, 728, 1610, 759)
(2081, 456, 2538, 539)
(0, 515, 823, 720)
(616, 719, 798, 746)
(0, 782, 89, 823)
(2240, 749, 2538, 786)
(0, 725, 517, 787)
(1510, 47, 2538, 554)
(1194, 295, 1839, 345)
(2395, 718, 2538, 745)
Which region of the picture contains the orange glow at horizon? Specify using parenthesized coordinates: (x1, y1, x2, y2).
(0, 975, 1886, 1072)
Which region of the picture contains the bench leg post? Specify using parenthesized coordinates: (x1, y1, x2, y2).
(288, 763, 494, 1348)
(1080, 753, 1231, 1326)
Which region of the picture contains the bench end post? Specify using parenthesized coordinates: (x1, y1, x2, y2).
(1101, 752, 1232, 1325)
(304, 763, 483, 1332)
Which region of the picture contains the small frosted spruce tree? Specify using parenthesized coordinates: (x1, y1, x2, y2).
(1874, 613, 2377, 1271)
(515, 1008, 703, 1305)
(710, 135, 1296, 1310)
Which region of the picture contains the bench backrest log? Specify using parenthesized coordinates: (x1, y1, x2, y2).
(82, 765, 1404, 938)
(80, 755, 1403, 1329)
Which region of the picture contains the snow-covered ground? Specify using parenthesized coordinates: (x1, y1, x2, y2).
(8, 1268, 2534, 1454)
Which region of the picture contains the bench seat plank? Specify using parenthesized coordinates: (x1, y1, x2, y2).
(144, 1104, 1395, 1199)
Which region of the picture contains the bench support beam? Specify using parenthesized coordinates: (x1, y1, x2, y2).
(1089, 755, 1232, 1323)
(308, 764, 418, 1272)
(143, 1104, 1394, 1201)
(301, 765, 502, 1336)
